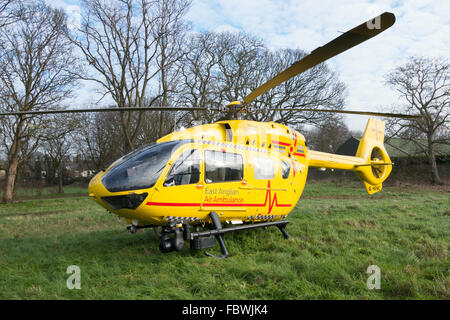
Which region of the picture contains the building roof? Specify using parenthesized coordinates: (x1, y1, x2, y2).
(335, 136, 360, 156)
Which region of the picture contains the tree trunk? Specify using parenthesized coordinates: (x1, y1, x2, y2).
(2, 121, 23, 204)
(159, 111, 164, 138)
(427, 139, 443, 185)
(120, 109, 133, 154)
(58, 164, 64, 194)
(3, 156, 19, 203)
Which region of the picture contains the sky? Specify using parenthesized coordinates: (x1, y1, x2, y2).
(47, 0, 450, 131)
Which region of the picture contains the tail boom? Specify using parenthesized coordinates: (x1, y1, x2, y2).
(308, 151, 366, 170)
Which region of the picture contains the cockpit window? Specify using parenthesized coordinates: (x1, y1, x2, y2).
(102, 140, 189, 192)
(164, 149, 201, 187)
(105, 143, 155, 171)
(281, 160, 290, 179)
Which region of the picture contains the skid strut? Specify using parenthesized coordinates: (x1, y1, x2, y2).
(204, 212, 229, 259)
(189, 212, 290, 258)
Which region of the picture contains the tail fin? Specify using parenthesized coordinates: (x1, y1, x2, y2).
(354, 118, 392, 194)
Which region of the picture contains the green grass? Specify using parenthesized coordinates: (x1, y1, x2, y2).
(0, 184, 88, 201)
(0, 181, 448, 299)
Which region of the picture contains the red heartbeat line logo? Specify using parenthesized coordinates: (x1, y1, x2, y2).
(262, 180, 291, 214)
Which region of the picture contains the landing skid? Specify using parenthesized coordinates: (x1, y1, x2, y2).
(128, 213, 290, 258)
(190, 212, 290, 258)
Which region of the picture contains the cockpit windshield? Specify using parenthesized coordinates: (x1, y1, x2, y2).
(102, 140, 190, 192)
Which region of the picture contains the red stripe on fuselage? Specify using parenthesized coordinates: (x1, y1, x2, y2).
(293, 152, 305, 157)
(271, 140, 291, 147)
(146, 202, 200, 206)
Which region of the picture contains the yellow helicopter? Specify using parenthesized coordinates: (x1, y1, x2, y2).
(1, 12, 419, 257)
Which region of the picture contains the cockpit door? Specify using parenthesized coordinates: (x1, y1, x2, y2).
(148, 148, 204, 221)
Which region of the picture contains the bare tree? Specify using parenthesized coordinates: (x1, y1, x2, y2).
(70, 0, 155, 154)
(249, 48, 346, 127)
(137, 95, 181, 143)
(306, 116, 352, 153)
(0, 106, 42, 187)
(385, 57, 449, 184)
(153, 0, 191, 137)
(0, 0, 20, 29)
(41, 114, 80, 193)
(0, 1, 79, 203)
(71, 0, 191, 153)
(72, 111, 125, 171)
(178, 31, 346, 127)
(178, 32, 223, 124)
(214, 32, 267, 106)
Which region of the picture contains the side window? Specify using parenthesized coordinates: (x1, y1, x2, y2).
(281, 161, 290, 179)
(205, 150, 243, 183)
(254, 157, 274, 180)
(164, 149, 200, 187)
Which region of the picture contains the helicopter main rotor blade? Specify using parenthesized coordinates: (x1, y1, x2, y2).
(0, 107, 215, 116)
(261, 108, 420, 119)
(240, 12, 396, 108)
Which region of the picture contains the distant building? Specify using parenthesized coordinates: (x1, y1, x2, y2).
(81, 170, 95, 178)
(335, 137, 360, 156)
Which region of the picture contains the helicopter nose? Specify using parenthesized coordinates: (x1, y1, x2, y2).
(88, 173, 149, 210)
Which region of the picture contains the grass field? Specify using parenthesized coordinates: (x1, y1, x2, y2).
(0, 181, 448, 299)
(0, 184, 87, 201)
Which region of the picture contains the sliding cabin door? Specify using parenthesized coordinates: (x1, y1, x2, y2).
(148, 148, 203, 221)
(200, 149, 248, 220)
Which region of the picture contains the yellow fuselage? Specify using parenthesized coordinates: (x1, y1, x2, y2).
(88, 120, 308, 226)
